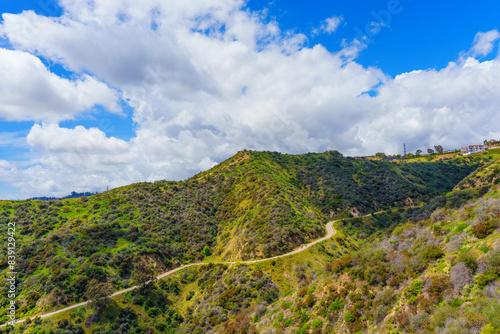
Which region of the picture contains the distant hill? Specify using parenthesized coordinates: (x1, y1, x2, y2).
(31, 191, 100, 201)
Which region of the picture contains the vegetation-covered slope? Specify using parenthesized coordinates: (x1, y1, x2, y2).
(263, 151, 479, 215)
(276, 180, 500, 334)
(455, 151, 500, 191)
(156, 166, 500, 334)
(0, 150, 485, 332)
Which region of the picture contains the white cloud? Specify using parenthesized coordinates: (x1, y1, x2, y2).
(0, 1, 499, 197)
(0, 131, 29, 149)
(470, 30, 500, 57)
(27, 123, 130, 154)
(0, 48, 119, 122)
(25, 124, 137, 175)
(0, 160, 14, 169)
(354, 58, 500, 155)
(0, 124, 140, 198)
(322, 16, 343, 34)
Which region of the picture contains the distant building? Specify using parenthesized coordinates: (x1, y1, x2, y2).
(461, 144, 487, 154)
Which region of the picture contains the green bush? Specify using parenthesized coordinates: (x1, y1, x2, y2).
(476, 272, 496, 289)
(344, 311, 356, 323)
(312, 319, 323, 329)
(305, 294, 316, 308)
(201, 245, 212, 257)
(404, 280, 423, 299)
(330, 297, 344, 311)
(457, 252, 478, 273)
(481, 324, 498, 334)
(487, 249, 500, 274)
(423, 244, 444, 261)
(450, 298, 464, 308)
(454, 222, 469, 233)
(393, 223, 415, 237)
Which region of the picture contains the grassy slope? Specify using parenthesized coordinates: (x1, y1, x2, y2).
(192, 151, 325, 261)
(0, 150, 486, 333)
(169, 178, 500, 334)
(248, 160, 500, 334)
(454, 150, 500, 191)
(369, 147, 500, 163)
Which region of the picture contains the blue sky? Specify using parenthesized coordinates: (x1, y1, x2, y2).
(244, 0, 500, 75)
(0, 0, 500, 198)
(3, 0, 499, 78)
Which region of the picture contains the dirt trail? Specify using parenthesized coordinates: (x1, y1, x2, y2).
(3, 216, 353, 327)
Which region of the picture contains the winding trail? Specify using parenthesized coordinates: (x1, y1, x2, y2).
(3, 218, 343, 327)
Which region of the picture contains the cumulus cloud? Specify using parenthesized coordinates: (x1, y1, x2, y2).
(0, 0, 499, 198)
(355, 57, 500, 154)
(0, 124, 140, 198)
(24, 123, 137, 177)
(322, 16, 343, 34)
(0, 48, 119, 122)
(0, 160, 14, 169)
(27, 123, 130, 155)
(470, 30, 500, 57)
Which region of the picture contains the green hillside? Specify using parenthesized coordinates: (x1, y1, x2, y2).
(0, 150, 489, 333)
(253, 175, 500, 334)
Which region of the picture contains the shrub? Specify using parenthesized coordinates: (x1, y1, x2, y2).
(423, 244, 444, 261)
(330, 297, 344, 311)
(472, 221, 495, 239)
(409, 312, 430, 333)
(404, 280, 423, 299)
(331, 254, 354, 273)
(454, 222, 469, 233)
(344, 311, 355, 323)
(132, 294, 145, 306)
(297, 286, 308, 298)
(312, 319, 323, 329)
(480, 324, 498, 334)
(427, 276, 451, 302)
(201, 246, 211, 257)
(476, 272, 496, 289)
(450, 298, 464, 308)
(393, 223, 416, 237)
(450, 262, 474, 291)
(487, 249, 500, 274)
(305, 294, 316, 308)
(146, 307, 161, 318)
(456, 252, 478, 273)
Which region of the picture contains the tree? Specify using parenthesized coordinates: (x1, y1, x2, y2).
(434, 145, 444, 154)
(427, 148, 435, 155)
(201, 245, 212, 257)
(416, 149, 422, 157)
(375, 152, 386, 159)
(132, 261, 157, 295)
(84, 279, 113, 313)
(423, 244, 444, 261)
